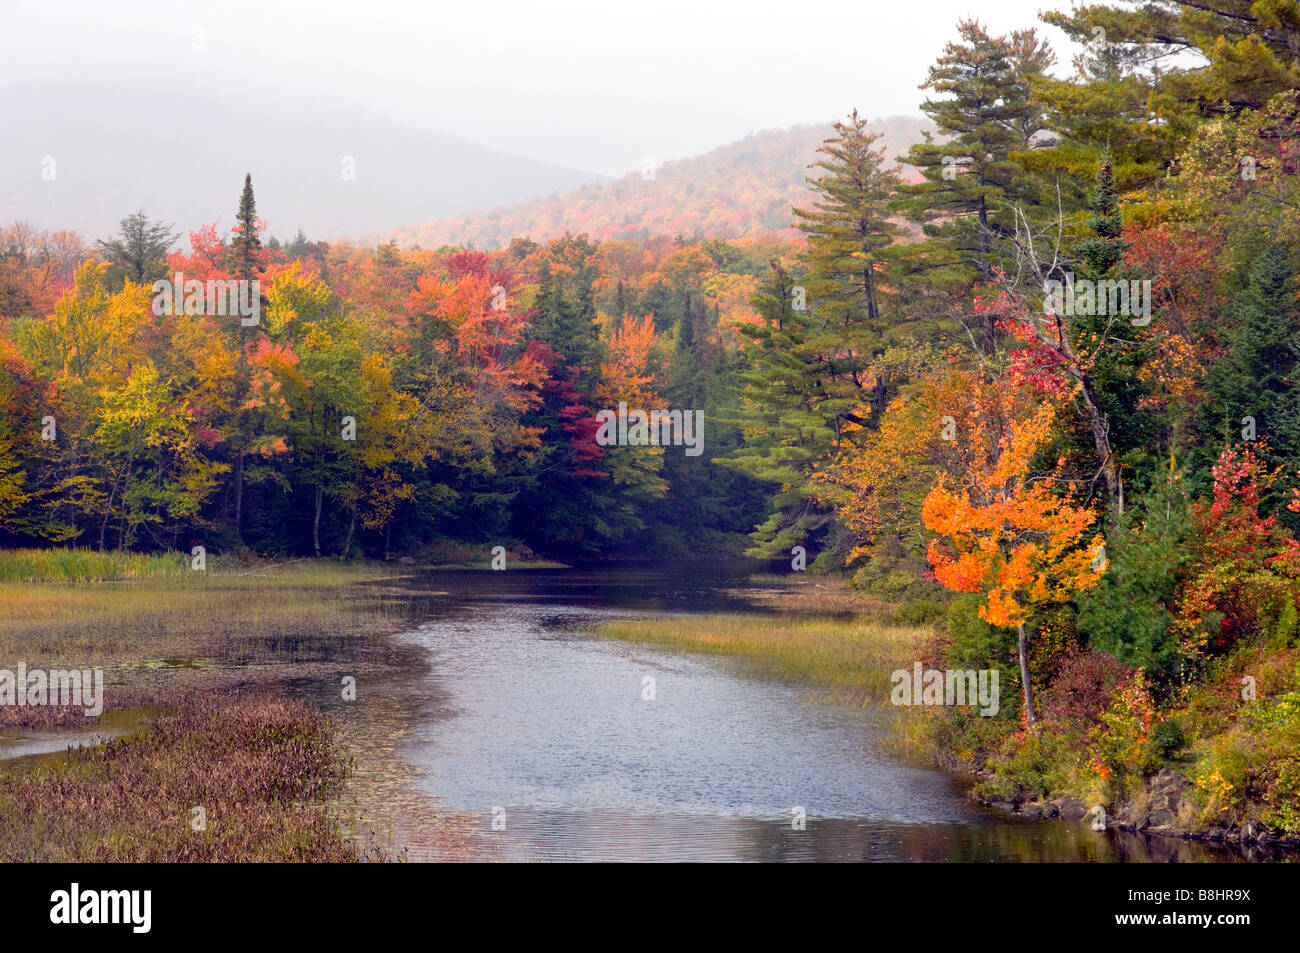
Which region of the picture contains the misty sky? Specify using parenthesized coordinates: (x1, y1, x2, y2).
(2, 0, 1080, 176)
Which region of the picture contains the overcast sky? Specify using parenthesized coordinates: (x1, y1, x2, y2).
(2, 0, 1081, 176)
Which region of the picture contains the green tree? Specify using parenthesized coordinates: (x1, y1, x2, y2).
(896, 19, 1056, 346)
(96, 211, 178, 289)
(230, 173, 263, 282)
(1042, 0, 1300, 117)
(793, 110, 905, 421)
(1199, 244, 1300, 519)
(718, 261, 843, 558)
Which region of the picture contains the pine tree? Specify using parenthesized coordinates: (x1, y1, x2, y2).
(1042, 0, 1300, 116)
(793, 110, 904, 420)
(895, 20, 1055, 315)
(717, 261, 843, 557)
(230, 173, 263, 282)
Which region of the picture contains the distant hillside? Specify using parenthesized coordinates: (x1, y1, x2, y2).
(0, 81, 606, 243)
(386, 116, 933, 249)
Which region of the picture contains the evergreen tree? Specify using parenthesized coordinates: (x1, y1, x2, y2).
(1042, 0, 1300, 116)
(1200, 244, 1300, 520)
(717, 262, 843, 557)
(1060, 159, 1154, 522)
(230, 173, 263, 282)
(226, 173, 266, 546)
(96, 210, 177, 288)
(793, 110, 904, 421)
(896, 19, 1055, 335)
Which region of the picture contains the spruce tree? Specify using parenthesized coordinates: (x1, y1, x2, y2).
(230, 173, 262, 282)
(1064, 159, 1154, 520)
(96, 210, 178, 288)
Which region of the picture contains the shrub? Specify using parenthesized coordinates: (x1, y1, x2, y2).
(1039, 648, 1131, 745)
(1091, 670, 1158, 784)
(1172, 446, 1300, 660)
(973, 731, 1064, 803)
(1149, 714, 1187, 762)
(945, 593, 1014, 671)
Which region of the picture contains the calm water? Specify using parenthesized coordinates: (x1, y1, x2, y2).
(337, 564, 1258, 862)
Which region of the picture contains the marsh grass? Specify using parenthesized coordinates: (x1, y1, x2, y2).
(0, 695, 369, 861)
(597, 611, 929, 707)
(0, 560, 435, 860)
(0, 561, 413, 729)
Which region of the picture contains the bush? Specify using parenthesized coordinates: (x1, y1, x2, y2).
(972, 731, 1064, 803)
(1039, 648, 1131, 744)
(1091, 670, 1159, 784)
(893, 598, 948, 626)
(1149, 715, 1187, 762)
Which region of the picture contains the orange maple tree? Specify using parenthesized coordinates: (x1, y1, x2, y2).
(921, 381, 1105, 728)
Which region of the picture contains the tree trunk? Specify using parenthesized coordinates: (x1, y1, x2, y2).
(1018, 622, 1037, 731)
(341, 507, 356, 560)
(1079, 375, 1123, 528)
(312, 483, 323, 558)
(233, 450, 245, 544)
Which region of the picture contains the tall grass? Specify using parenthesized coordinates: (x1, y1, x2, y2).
(0, 547, 188, 582)
(597, 612, 930, 706)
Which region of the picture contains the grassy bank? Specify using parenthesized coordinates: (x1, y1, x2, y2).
(0, 696, 369, 861)
(596, 580, 932, 707)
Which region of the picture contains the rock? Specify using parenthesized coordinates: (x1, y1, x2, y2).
(1054, 797, 1087, 821)
(1020, 802, 1046, 819)
(1131, 767, 1190, 830)
(1148, 809, 1176, 828)
(397, 556, 415, 565)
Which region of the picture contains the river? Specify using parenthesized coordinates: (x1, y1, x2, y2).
(324, 563, 1257, 862)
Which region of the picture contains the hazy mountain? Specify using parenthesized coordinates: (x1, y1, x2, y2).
(384, 116, 934, 249)
(0, 81, 607, 244)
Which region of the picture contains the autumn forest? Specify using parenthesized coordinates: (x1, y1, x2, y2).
(4, 0, 1300, 871)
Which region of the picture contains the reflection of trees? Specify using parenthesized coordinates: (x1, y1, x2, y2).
(738, 816, 1254, 863)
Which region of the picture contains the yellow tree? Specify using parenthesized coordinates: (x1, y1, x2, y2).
(921, 382, 1105, 728)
